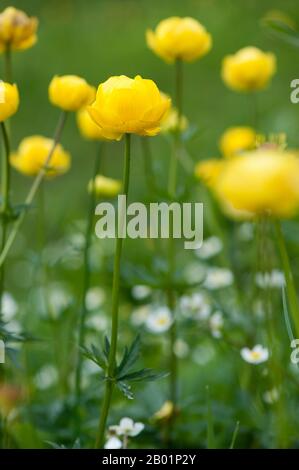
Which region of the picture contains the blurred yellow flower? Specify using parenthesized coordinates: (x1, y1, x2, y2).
(222, 47, 276, 92)
(88, 75, 170, 140)
(152, 401, 176, 422)
(215, 149, 299, 218)
(160, 105, 188, 134)
(0, 383, 23, 417)
(194, 159, 224, 188)
(146, 17, 212, 63)
(0, 6, 38, 52)
(49, 75, 95, 111)
(77, 107, 117, 141)
(220, 126, 256, 157)
(88, 175, 122, 198)
(11, 135, 71, 178)
(0, 82, 19, 121)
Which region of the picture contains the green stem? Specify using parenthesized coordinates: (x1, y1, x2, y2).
(165, 59, 183, 444)
(4, 46, 12, 83)
(274, 220, 299, 338)
(75, 143, 102, 405)
(0, 121, 11, 316)
(168, 58, 183, 197)
(0, 111, 68, 269)
(95, 134, 131, 449)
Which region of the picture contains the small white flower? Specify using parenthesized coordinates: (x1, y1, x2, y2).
(113, 417, 144, 437)
(34, 364, 58, 390)
(104, 436, 122, 449)
(209, 311, 224, 338)
(131, 285, 152, 300)
(255, 270, 285, 289)
(180, 293, 211, 320)
(48, 285, 72, 313)
(263, 388, 279, 405)
(131, 305, 150, 326)
(241, 345, 269, 364)
(86, 315, 108, 332)
(86, 287, 105, 310)
(146, 307, 172, 333)
(2, 292, 18, 321)
(173, 339, 189, 358)
(196, 236, 222, 260)
(204, 267, 233, 290)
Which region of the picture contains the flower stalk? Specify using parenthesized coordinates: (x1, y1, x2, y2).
(75, 142, 102, 405)
(95, 133, 131, 449)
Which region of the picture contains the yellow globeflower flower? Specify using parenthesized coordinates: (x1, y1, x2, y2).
(88, 75, 170, 140)
(77, 107, 118, 141)
(49, 75, 94, 111)
(0, 82, 19, 121)
(194, 159, 224, 189)
(0, 7, 38, 52)
(11, 135, 71, 178)
(160, 106, 188, 134)
(220, 126, 256, 157)
(222, 47, 276, 92)
(216, 149, 299, 218)
(146, 17, 212, 63)
(88, 175, 122, 198)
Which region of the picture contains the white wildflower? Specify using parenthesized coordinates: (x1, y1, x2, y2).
(196, 236, 222, 260)
(131, 285, 152, 300)
(204, 267, 233, 290)
(146, 307, 172, 333)
(241, 345, 269, 364)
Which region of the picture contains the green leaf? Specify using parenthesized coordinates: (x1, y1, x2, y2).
(116, 335, 141, 377)
(117, 381, 134, 400)
(229, 421, 240, 449)
(118, 368, 167, 383)
(81, 344, 107, 370)
(103, 336, 110, 361)
(263, 19, 299, 48)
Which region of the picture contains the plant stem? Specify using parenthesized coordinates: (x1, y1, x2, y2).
(95, 134, 131, 449)
(274, 220, 299, 337)
(75, 142, 102, 405)
(166, 59, 183, 444)
(0, 122, 10, 316)
(0, 111, 68, 269)
(4, 46, 12, 83)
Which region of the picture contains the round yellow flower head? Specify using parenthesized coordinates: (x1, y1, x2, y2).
(49, 75, 95, 112)
(77, 107, 117, 141)
(220, 126, 256, 157)
(146, 17, 212, 63)
(88, 75, 170, 140)
(194, 159, 224, 189)
(152, 401, 175, 422)
(0, 82, 19, 121)
(0, 7, 38, 52)
(88, 175, 122, 198)
(11, 135, 71, 178)
(222, 47, 276, 92)
(215, 149, 299, 219)
(160, 106, 188, 134)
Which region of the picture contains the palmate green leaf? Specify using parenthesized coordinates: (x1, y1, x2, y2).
(117, 368, 168, 383)
(116, 335, 141, 377)
(81, 344, 107, 370)
(103, 335, 110, 361)
(117, 381, 134, 400)
(263, 19, 299, 48)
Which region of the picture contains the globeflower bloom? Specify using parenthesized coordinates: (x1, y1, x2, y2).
(49, 75, 94, 111)
(11, 135, 71, 178)
(0, 7, 38, 52)
(222, 47, 276, 92)
(215, 149, 299, 218)
(146, 17, 212, 63)
(194, 159, 224, 188)
(77, 107, 118, 141)
(88, 75, 170, 140)
(220, 126, 256, 157)
(0, 82, 19, 121)
(88, 175, 122, 198)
